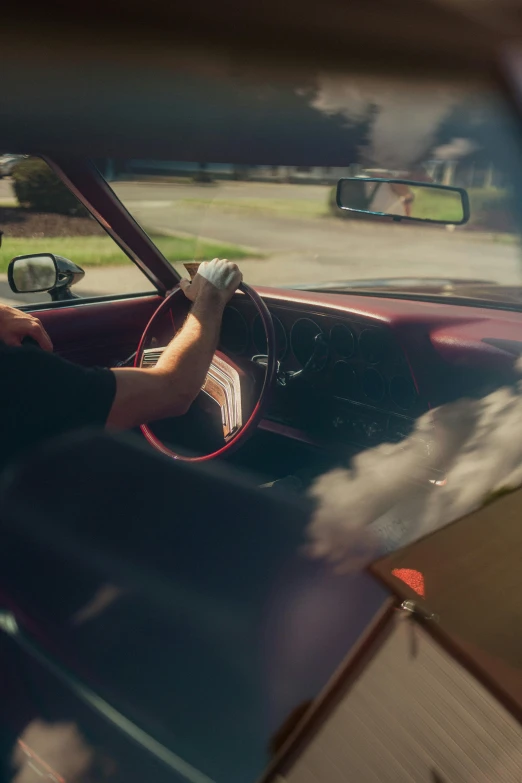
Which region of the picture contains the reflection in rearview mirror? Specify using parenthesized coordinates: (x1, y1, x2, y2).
(336, 178, 470, 225)
(9, 254, 58, 294)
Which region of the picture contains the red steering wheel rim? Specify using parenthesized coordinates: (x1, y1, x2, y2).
(135, 282, 276, 461)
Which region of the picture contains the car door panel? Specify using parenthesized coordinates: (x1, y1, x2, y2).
(26, 295, 163, 368)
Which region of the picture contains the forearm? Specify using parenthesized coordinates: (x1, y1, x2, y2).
(155, 290, 224, 407)
(108, 291, 224, 429)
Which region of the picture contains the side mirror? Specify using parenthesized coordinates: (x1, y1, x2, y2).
(336, 177, 470, 225)
(8, 253, 85, 301)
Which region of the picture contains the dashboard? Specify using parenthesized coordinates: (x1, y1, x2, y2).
(138, 284, 522, 461)
(210, 285, 522, 460)
(218, 297, 424, 453)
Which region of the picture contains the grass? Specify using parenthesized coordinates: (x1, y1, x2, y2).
(0, 234, 255, 273)
(180, 196, 328, 219)
(182, 185, 513, 226)
(413, 186, 514, 225)
(410, 188, 466, 222)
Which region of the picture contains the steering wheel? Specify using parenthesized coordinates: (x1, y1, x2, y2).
(134, 282, 276, 461)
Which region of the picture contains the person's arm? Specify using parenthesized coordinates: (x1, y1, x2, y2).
(107, 259, 242, 430)
(0, 305, 53, 350)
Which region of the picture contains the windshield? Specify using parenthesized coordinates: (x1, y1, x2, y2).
(107, 73, 522, 307)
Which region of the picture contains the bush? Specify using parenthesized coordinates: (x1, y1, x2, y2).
(12, 158, 87, 216)
(467, 187, 515, 232)
(328, 185, 339, 216)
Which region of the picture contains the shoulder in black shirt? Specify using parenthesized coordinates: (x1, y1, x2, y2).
(0, 342, 116, 473)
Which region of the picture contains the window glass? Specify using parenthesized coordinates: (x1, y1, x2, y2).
(108, 76, 522, 308)
(0, 155, 153, 305)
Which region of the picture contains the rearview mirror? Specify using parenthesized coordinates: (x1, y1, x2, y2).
(336, 178, 470, 225)
(8, 253, 85, 301)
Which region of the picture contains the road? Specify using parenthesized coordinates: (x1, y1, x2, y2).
(1, 179, 521, 303)
(113, 181, 522, 287)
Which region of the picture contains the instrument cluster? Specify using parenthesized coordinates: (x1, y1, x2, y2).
(219, 300, 424, 449)
(220, 303, 421, 413)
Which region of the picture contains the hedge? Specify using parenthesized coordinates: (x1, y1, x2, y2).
(12, 158, 87, 216)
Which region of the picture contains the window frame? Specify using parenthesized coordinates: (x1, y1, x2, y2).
(5, 156, 180, 310)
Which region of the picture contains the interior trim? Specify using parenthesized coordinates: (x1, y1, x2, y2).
(259, 419, 321, 448)
(20, 292, 158, 313)
(283, 289, 522, 314)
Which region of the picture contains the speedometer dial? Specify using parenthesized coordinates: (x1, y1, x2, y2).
(290, 318, 323, 367)
(330, 323, 356, 358)
(359, 329, 389, 364)
(252, 313, 287, 359)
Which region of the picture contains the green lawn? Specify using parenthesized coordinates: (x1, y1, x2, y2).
(412, 186, 513, 225)
(410, 188, 466, 222)
(0, 234, 255, 273)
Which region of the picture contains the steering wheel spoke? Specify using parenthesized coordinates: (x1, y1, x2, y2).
(202, 351, 253, 441)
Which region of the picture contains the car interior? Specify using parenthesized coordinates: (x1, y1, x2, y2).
(2, 0, 522, 781)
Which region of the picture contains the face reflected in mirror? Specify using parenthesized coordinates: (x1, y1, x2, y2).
(11, 254, 57, 293)
(337, 178, 468, 225)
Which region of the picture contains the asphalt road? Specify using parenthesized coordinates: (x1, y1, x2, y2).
(1, 179, 521, 304)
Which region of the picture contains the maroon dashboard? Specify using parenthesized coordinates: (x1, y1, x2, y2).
(218, 287, 522, 454)
(219, 297, 420, 452)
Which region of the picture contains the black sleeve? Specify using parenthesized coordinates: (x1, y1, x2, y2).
(0, 344, 117, 470)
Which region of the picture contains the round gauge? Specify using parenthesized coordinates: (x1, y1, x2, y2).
(332, 361, 358, 399)
(219, 307, 249, 354)
(362, 368, 385, 402)
(359, 329, 389, 364)
(252, 313, 287, 359)
(330, 323, 356, 358)
(389, 376, 417, 410)
(290, 318, 323, 367)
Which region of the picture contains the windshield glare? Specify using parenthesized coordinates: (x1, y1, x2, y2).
(107, 75, 522, 307)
